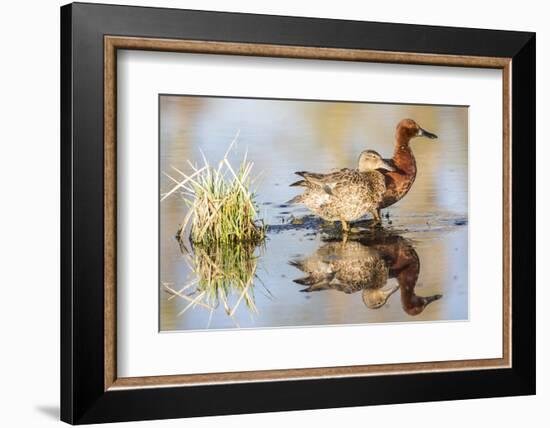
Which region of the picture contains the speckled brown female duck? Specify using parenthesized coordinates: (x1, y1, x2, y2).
(376, 119, 438, 221)
(288, 150, 394, 232)
(289, 240, 399, 309)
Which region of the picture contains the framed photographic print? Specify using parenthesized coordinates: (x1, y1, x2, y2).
(60, 2, 536, 424)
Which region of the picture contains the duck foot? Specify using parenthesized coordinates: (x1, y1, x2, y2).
(371, 209, 383, 225)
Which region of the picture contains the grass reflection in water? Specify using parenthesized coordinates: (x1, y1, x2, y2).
(163, 240, 268, 327)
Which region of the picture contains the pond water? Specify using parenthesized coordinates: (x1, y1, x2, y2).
(159, 96, 468, 331)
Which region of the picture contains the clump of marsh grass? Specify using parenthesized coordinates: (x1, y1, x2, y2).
(162, 131, 266, 246)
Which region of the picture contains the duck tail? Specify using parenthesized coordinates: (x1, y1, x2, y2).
(295, 171, 327, 186)
(299, 281, 331, 292)
(289, 179, 307, 187)
(288, 259, 303, 269)
(293, 276, 317, 286)
(286, 194, 304, 204)
(295, 171, 319, 180)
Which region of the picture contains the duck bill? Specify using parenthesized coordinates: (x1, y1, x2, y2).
(380, 284, 400, 304)
(418, 127, 438, 139)
(385, 284, 400, 300)
(424, 294, 443, 305)
(378, 159, 396, 172)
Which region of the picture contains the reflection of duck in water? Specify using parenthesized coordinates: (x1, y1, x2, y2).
(365, 232, 442, 315)
(290, 231, 442, 315)
(288, 150, 395, 232)
(289, 241, 399, 309)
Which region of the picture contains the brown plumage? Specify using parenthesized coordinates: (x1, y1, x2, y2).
(379, 119, 438, 210)
(289, 240, 397, 309)
(288, 150, 394, 231)
(290, 231, 443, 313)
(363, 232, 443, 315)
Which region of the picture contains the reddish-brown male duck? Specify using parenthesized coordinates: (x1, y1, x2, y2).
(375, 119, 438, 221)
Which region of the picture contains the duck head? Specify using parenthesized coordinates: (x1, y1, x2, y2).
(396, 119, 438, 144)
(403, 293, 443, 315)
(361, 284, 400, 309)
(358, 150, 396, 173)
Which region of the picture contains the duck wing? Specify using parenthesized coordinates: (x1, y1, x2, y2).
(295, 169, 353, 195)
(352, 170, 387, 202)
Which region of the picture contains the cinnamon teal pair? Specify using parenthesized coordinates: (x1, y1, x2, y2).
(289, 119, 437, 230)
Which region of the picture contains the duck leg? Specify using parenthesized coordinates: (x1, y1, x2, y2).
(341, 232, 349, 245)
(371, 209, 382, 225)
(341, 219, 350, 233)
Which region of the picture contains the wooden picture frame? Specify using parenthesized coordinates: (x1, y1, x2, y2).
(61, 2, 535, 424)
